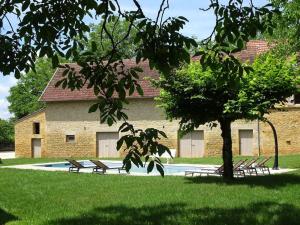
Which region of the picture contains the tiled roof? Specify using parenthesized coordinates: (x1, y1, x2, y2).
(40, 60, 160, 102)
(40, 40, 270, 102)
(234, 40, 271, 63)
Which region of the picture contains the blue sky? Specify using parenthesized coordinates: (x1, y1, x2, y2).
(0, 0, 268, 119)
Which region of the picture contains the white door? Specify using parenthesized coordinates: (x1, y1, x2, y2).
(179, 133, 192, 158)
(97, 132, 119, 158)
(180, 131, 204, 158)
(239, 130, 254, 156)
(191, 131, 204, 157)
(32, 139, 41, 158)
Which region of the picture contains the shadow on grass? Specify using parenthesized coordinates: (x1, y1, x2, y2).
(45, 201, 300, 225)
(0, 208, 18, 224)
(185, 172, 300, 189)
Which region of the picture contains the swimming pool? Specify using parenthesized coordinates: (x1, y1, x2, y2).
(34, 160, 217, 176)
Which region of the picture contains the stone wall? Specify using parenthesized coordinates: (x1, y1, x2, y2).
(15, 100, 300, 158)
(44, 99, 180, 158)
(260, 107, 300, 155)
(44, 99, 263, 158)
(15, 110, 46, 157)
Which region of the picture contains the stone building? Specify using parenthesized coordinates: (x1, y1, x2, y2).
(15, 40, 300, 158)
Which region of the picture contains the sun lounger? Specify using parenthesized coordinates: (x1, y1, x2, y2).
(254, 157, 272, 175)
(241, 157, 272, 175)
(185, 159, 247, 177)
(232, 159, 248, 177)
(65, 159, 94, 173)
(240, 157, 260, 176)
(185, 164, 224, 177)
(90, 160, 125, 174)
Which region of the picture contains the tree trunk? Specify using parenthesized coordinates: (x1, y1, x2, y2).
(265, 119, 279, 170)
(219, 119, 234, 179)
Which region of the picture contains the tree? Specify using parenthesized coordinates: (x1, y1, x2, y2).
(263, 0, 300, 56)
(7, 58, 55, 119)
(7, 20, 134, 120)
(1, 0, 279, 176)
(0, 119, 14, 144)
(85, 19, 138, 59)
(156, 52, 299, 179)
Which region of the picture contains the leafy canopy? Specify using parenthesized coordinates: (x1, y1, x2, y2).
(84, 19, 138, 59)
(264, 0, 300, 55)
(0, 119, 14, 144)
(7, 58, 63, 119)
(156, 52, 299, 133)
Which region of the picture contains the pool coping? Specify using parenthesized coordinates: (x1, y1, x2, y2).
(0, 160, 297, 176)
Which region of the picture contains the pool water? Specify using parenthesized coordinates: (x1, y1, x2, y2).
(35, 160, 209, 175)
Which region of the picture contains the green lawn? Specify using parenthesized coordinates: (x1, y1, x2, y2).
(0, 155, 299, 225)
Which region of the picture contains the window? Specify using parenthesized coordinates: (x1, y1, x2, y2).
(294, 93, 300, 104)
(33, 122, 40, 134)
(66, 135, 75, 143)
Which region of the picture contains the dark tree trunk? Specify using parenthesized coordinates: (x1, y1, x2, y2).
(265, 119, 279, 170)
(219, 119, 234, 179)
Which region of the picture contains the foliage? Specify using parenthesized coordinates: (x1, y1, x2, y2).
(7, 58, 57, 119)
(263, 0, 300, 55)
(157, 53, 299, 130)
(84, 19, 137, 59)
(0, 119, 14, 144)
(0, 0, 280, 176)
(116, 122, 170, 176)
(156, 52, 299, 178)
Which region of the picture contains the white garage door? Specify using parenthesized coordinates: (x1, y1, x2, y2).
(97, 132, 119, 158)
(239, 130, 254, 156)
(180, 131, 204, 158)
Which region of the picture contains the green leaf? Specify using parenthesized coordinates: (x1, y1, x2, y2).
(88, 103, 99, 113)
(156, 163, 164, 177)
(91, 41, 97, 52)
(109, 1, 116, 11)
(136, 85, 144, 96)
(96, 3, 106, 14)
(22, 0, 30, 11)
(237, 39, 244, 50)
(116, 139, 123, 150)
(107, 117, 114, 126)
(158, 130, 167, 138)
(106, 87, 114, 97)
(93, 86, 100, 96)
(52, 55, 59, 68)
(147, 161, 154, 173)
(39, 46, 48, 57)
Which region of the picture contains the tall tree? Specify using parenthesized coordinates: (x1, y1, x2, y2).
(7, 58, 56, 119)
(7, 20, 135, 120)
(0, 0, 279, 176)
(0, 119, 14, 144)
(156, 52, 299, 179)
(85, 19, 137, 59)
(264, 0, 300, 55)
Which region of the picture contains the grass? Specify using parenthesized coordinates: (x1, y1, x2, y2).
(0, 155, 299, 225)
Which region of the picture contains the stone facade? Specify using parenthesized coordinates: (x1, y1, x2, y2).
(259, 107, 300, 155)
(15, 110, 46, 157)
(15, 98, 300, 158)
(43, 99, 179, 158)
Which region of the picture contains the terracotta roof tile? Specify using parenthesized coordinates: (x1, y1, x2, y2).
(40, 60, 160, 102)
(40, 40, 270, 102)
